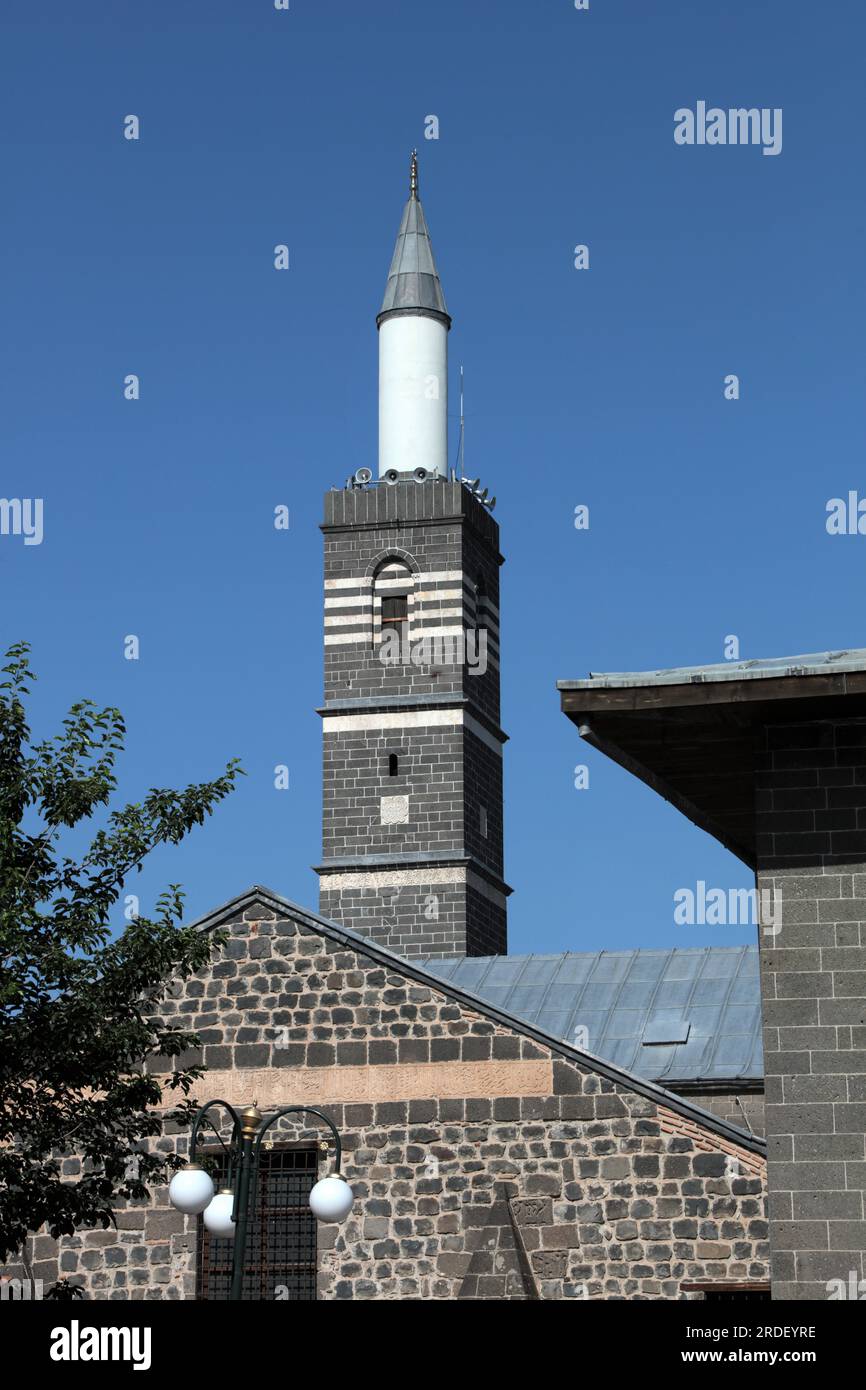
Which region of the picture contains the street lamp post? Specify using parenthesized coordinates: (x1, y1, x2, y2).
(168, 1098, 354, 1301)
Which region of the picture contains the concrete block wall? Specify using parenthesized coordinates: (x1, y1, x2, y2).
(755, 718, 866, 1299)
(677, 1091, 765, 1139)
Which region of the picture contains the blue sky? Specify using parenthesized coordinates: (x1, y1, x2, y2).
(2, 0, 864, 955)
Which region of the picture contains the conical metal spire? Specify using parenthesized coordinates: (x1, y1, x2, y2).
(377, 151, 450, 328)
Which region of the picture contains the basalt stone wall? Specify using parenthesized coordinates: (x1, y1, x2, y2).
(3, 898, 768, 1300)
(318, 873, 505, 959)
(319, 479, 508, 960)
(321, 480, 502, 717)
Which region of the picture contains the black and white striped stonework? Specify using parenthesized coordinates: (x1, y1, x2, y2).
(316, 477, 509, 957)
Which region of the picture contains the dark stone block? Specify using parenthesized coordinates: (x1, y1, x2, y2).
(692, 1153, 728, 1178)
(552, 1061, 583, 1095)
(234, 1044, 270, 1067)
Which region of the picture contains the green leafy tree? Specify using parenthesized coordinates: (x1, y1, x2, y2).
(0, 643, 242, 1263)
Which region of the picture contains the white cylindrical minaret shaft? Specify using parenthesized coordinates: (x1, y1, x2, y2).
(378, 314, 447, 476)
(377, 151, 451, 478)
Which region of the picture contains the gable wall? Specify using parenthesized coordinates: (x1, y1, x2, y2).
(6, 901, 768, 1300)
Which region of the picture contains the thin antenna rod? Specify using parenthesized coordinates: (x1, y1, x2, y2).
(459, 365, 465, 480)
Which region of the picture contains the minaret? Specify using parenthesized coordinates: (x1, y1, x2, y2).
(377, 150, 450, 479)
(315, 153, 509, 959)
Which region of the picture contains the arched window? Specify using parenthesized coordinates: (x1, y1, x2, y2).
(373, 557, 413, 650)
(388, 753, 399, 777)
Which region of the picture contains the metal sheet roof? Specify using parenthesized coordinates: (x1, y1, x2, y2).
(378, 192, 449, 324)
(557, 648, 866, 692)
(417, 946, 762, 1085)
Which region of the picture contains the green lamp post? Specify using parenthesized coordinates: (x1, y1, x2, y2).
(168, 1099, 353, 1301)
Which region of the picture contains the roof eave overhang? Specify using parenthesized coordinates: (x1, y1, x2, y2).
(576, 717, 756, 868)
(558, 667, 866, 712)
(559, 668, 866, 866)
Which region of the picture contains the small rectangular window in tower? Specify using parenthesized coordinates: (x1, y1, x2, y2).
(479, 805, 488, 838)
(381, 594, 408, 637)
(388, 753, 399, 777)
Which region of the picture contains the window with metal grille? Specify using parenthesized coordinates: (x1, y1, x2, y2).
(196, 1146, 318, 1301)
(703, 1288, 771, 1302)
(681, 1282, 771, 1301)
(381, 594, 408, 636)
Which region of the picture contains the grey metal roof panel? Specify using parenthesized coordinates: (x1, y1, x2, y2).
(557, 648, 866, 692)
(644, 1017, 691, 1045)
(419, 946, 763, 1085)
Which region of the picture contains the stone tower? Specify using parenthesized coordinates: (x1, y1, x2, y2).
(315, 153, 509, 958)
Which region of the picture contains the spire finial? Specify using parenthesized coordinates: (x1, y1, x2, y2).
(409, 149, 419, 199)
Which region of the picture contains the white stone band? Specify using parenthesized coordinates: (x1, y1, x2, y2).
(317, 863, 507, 908)
(321, 706, 502, 754)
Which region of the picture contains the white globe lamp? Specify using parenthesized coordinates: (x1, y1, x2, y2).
(309, 1174, 354, 1223)
(202, 1189, 237, 1239)
(168, 1164, 215, 1216)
